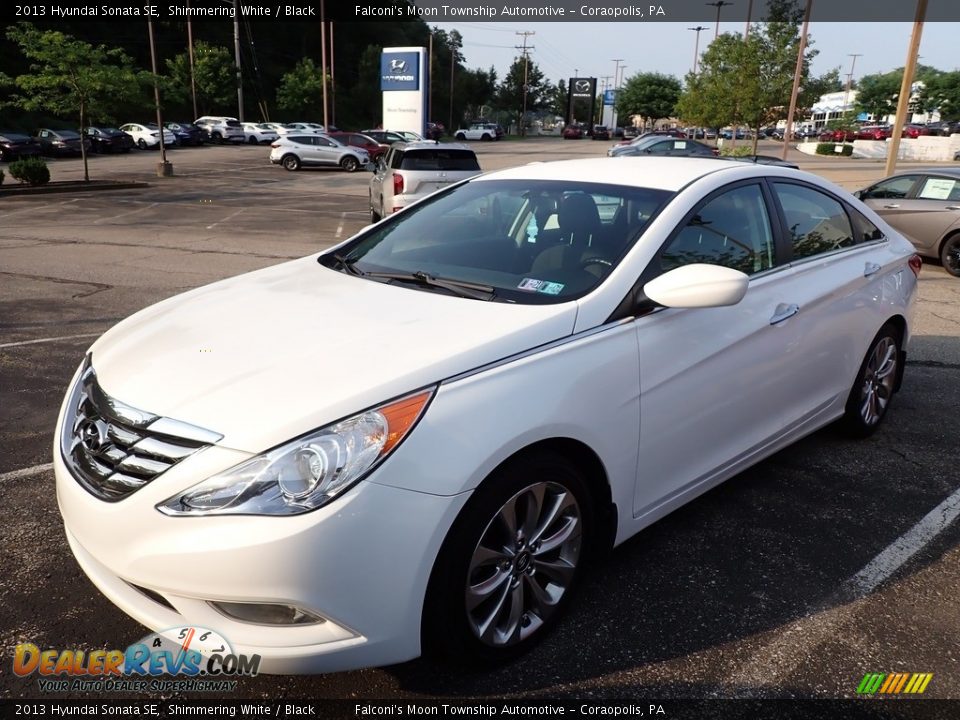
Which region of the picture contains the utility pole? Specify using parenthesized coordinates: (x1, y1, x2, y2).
(744, 0, 753, 37)
(148, 19, 171, 176)
(186, 0, 197, 119)
(448, 36, 456, 133)
(844, 53, 862, 118)
(428, 31, 433, 125)
(329, 21, 336, 127)
(781, 0, 812, 160)
(515, 31, 535, 136)
(706, 1, 733, 40)
(688, 26, 707, 74)
(231, 0, 243, 121)
(320, 0, 329, 130)
(886, 0, 928, 175)
(611, 59, 623, 130)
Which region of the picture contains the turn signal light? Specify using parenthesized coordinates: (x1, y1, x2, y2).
(393, 173, 404, 195)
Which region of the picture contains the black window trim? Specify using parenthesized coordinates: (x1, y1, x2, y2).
(765, 177, 888, 267)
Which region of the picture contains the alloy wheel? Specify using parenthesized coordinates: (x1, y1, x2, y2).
(465, 481, 581, 648)
(859, 336, 897, 426)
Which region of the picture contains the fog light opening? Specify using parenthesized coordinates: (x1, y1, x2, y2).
(209, 601, 325, 626)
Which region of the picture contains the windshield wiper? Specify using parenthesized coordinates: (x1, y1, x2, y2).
(364, 270, 496, 301)
(329, 253, 364, 276)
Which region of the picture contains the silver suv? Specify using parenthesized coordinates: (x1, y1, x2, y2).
(368, 142, 481, 222)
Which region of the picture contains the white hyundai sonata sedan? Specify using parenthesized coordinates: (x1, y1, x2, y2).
(55, 157, 919, 673)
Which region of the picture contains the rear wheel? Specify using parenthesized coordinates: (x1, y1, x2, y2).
(136, 138, 147, 150)
(455, 132, 466, 141)
(940, 233, 960, 277)
(481, 133, 491, 141)
(212, 132, 223, 145)
(840, 323, 901, 438)
(281, 154, 301, 171)
(340, 156, 360, 173)
(423, 452, 594, 665)
(247, 135, 258, 145)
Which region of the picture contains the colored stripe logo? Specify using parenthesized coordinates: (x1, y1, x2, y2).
(857, 673, 933, 694)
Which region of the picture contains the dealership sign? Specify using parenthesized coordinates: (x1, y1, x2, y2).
(380, 51, 420, 91)
(381, 47, 428, 137)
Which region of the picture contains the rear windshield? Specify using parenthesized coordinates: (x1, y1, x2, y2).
(226, 120, 241, 128)
(400, 149, 480, 171)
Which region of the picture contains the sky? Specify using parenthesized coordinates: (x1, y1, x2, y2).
(430, 21, 959, 90)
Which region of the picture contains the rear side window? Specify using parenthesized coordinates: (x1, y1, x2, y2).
(773, 183, 855, 260)
(400, 149, 480, 171)
(916, 176, 960, 201)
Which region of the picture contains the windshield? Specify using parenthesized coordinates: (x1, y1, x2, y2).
(320, 179, 672, 304)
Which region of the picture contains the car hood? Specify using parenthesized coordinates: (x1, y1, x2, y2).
(89, 256, 577, 452)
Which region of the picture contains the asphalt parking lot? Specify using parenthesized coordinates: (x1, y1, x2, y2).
(2, 139, 959, 702)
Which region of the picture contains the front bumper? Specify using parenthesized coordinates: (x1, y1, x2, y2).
(55, 436, 470, 674)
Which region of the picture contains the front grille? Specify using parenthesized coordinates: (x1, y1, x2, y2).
(60, 356, 222, 502)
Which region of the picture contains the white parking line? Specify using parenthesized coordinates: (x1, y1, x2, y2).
(849, 485, 960, 594)
(0, 198, 79, 219)
(0, 332, 100, 349)
(0, 463, 53, 483)
(335, 212, 346, 238)
(93, 202, 158, 224)
(206, 208, 244, 230)
(725, 485, 960, 691)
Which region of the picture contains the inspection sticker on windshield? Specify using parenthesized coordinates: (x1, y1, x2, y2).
(517, 278, 564, 295)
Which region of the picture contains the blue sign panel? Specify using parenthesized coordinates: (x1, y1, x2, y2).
(381, 52, 420, 91)
(603, 89, 616, 106)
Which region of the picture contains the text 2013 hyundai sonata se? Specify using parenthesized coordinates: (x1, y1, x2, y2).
(55, 157, 919, 673)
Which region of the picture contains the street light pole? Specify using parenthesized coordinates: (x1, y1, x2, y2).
(147, 19, 171, 176)
(320, 0, 329, 130)
(688, 26, 707, 74)
(231, 0, 243, 121)
(844, 53, 862, 118)
(186, 0, 197, 119)
(706, 1, 733, 40)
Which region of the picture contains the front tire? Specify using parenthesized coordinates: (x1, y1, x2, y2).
(248, 135, 259, 145)
(940, 234, 960, 277)
(455, 132, 466, 141)
(281, 154, 301, 171)
(136, 138, 147, 150)
(340, 156, 360, 173)
(423, 452, 594, 665)
(840, 323, 902, 438)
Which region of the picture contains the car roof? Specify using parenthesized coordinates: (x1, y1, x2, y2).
(477, 156, 761, 191)
(887, 166, 960, 178)
(391, 140, 472, 151)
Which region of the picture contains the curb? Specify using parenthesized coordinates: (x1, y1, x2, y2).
(0, 180, 150, 198)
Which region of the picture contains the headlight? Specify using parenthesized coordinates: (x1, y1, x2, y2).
(157, 389, 434, 517)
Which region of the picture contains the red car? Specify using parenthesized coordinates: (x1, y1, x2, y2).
(856, 125, 891, 141)
(903, 124, 933, 138)
(818, 128, 857, 142)
(562, 124, 583, 139)
(328, 132, 386, 161)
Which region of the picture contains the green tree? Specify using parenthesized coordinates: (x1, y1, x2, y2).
(164, 41, 235, 117)
(676, 34, 744, 134)
(496, 55, 551, 132)
(3, 23, 146, 182)
(276, 57, 329, 119)
(800, 68, 843, 113)
(925, 71, 960, 120)
(615, 72, 681, 128)
(856, 70, 902, 120)
(548, 79, 567, 118)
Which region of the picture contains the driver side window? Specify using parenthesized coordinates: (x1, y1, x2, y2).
(660, 184, 775, 275)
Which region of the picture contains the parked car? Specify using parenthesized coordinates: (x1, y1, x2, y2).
(282, 122, 321, 134)
(33, 128, 88, 156)
(856, 167, 960, 276)
(362, 129, 411, 146)
(369, 141, 481, 222)
(855, 125, 891, 141)
(120, 123, 175, 150)
(259, 122, 295, 137)
(455, 123, 503, 141)
(925, 120, 960, 136)
(727, 154, 799, 169)
(54, 156, 919, 675)
(795, 127, 820, 140)
(819, 128, 857, 143)
(328, 132, 386, 161)
(609, 136, 717, 158)
(83, 126, 134, 154)
(426, 122, 445, 141)
(0, 131, 42, 161)
(269, 134, 369, 172)
(622, 126, 639, 139)
(903, 124, 934, 139)
(592, 125, 610, 141)
(164, 122, 205, 146)
(562, 124, 583, 140)
(243, 122, 280, 145)
(193, 116, 244, 144)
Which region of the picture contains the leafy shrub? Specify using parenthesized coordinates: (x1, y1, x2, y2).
(815, 142, 853, 156)
(8, 156, 51, 185)
(720, 145, 753, 158)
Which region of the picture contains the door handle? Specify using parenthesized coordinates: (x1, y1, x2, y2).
(770, 303, 800, 325)
(946, 205, 960, 211)
(883, 204, 900, 209)
(864, 261, 882, 277)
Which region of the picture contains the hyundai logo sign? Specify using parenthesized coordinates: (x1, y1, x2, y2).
(381, 52, 419, 91)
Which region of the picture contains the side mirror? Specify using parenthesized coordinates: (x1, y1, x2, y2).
(643, 264, 749, 309)
(852, 189, 863, 199)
